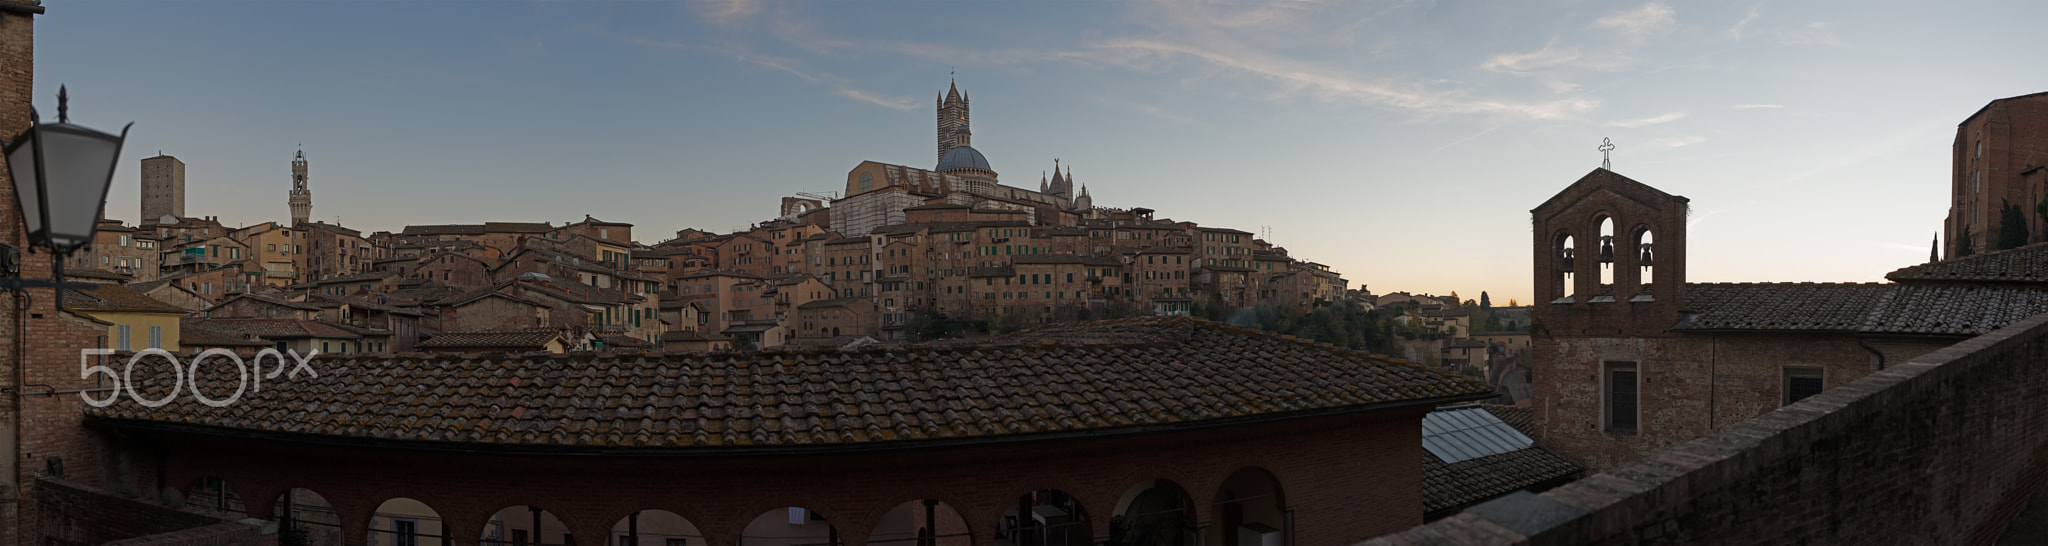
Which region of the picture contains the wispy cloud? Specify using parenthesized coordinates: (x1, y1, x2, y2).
(607, 33, 916, 111)
(1608, 111, 1688, 128)
(1731, 104, 1784, 109)
(1591, 2, 1677, 44)
(1091, 38, 1600, 121)
(1132, 104, 1196, 126)
(1641, 135, 1706, 150)
(692, 0, 762, 26)
(1480, 41, 1581, 73)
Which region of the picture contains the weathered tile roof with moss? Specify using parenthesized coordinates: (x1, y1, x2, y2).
(418, 330, 564, 350)
(1886, 243, 2048, 285)
(1677, 282, 2048, 335)
(63, 283, 187, 314)
(89, 317, 1491, 450)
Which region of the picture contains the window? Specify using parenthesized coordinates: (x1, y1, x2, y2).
(393, 519, 419, 546)
(1605, 363, 1638, 432)
(1785, 367, 1824, 405)
(148, 325, 162, 349)
(117, 325, 131, 351)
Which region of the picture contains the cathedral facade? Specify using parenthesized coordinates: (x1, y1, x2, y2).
(830, 81, 1099, 238)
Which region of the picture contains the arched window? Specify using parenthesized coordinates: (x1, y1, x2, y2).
(1597, 217, 1616, 288)
(859, 173, 874, 193)
(1634, 228, 1655, 293)
(1555, 234, 1576, 300)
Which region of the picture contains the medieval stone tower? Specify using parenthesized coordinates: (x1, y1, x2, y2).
(139, 154, 185, 223)
(289, 149, 312, 226)
(936, 80, 968, 163)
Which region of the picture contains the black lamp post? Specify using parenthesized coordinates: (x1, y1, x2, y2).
(0, 86, 132, 304)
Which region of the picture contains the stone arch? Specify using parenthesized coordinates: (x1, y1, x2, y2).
(271, 487, 345, 546)
(739, 505, 843, 546)
(1631, 224, 1656, 294)
(367, 498, 450, 546)
(996, 488, 1092, 546)
(1595, 215, 1616, 287)
(609, 509, 703, 546)
(1552, 231, 1577, 300)
(481, 505, 572, 546)
(1111, 479, 1197, 546)
(182, 476, 248, 519)
(1206, 467, 1288, 546)
(867, 499, 972, 546)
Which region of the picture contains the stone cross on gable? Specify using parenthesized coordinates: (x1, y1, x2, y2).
(1599, 138, 1616, 170)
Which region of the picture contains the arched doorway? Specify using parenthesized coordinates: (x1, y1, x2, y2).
(997, 489, 1091, 546)
(1208, 467, 1287, 546)
(740, 506, 841, 546)
(867, 499, 970, 546)
(1112, 480, 1194, 546)
(610, 509, 703, 546)
(482, 505, 570, 546)
(368, 498, 447, 546)
(271, 487, 344, 546)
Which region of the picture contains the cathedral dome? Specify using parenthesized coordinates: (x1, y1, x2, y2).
(937, 145, 993, 173)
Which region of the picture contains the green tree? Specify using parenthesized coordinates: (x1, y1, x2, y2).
(1479, 291, 1492, 309)
(1960, 228, 1977, 257)
(2000, 199, 2030, 250)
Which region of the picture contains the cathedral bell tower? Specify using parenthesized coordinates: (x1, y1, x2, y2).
(289, 149, 312, 226)
(937, 80, 969, 163)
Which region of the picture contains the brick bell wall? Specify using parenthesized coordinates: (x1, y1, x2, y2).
(99, 406, 1435, 546)
(1367, 312, 2048, 545)
(1, 3, 129, 545)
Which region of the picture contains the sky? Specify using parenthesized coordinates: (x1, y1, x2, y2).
(28, 0, 2048, 304)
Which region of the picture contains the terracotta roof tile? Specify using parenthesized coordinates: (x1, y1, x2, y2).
(1886, 243, 2048, 284)
(419, 331, 564, 350)
(90, 317, 1492, 450)
(63, 283, 187, 314)
(1678, 282, 2048, 335)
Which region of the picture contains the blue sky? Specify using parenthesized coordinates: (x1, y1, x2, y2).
(32, 1, 2048, 303)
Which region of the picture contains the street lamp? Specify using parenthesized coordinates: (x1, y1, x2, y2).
(0, 86, 132, 303)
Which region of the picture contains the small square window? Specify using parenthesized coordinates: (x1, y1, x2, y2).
(1784, 367, 1824, 405)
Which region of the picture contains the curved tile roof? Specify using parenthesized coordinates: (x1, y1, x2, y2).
(1887, 243, 2048, 284)
(89, 317, 1490, 451)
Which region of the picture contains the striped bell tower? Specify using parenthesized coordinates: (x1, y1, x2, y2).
(936, 80, 969, 163)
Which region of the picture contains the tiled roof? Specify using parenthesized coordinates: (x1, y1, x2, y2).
(1886, 243, 2048, 284)
(63, 283, 187, 314)
(419, 330, 563, 350)
(178, 319, 269, 347)
(193, 319, 362, 340)
(1678, 282, 2048, 335)
(659, 330, 727, 342)
(402, 224, 487, 236)
(1421, 405, 1582, 514)
(91, 317, 1493, 450)
(598, 335, 653, 348)
(798, 298, 867, 309)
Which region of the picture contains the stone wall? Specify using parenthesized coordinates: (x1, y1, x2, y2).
(1366, 312, 2048, 545)
(37, 478, 264, 546)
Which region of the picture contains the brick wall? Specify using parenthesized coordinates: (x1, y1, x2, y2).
(1367, 312, 2048, 544)
(100, 407, 1433, 546)
(1533, 333, 1951, 472)
(37, 478, 262, 546)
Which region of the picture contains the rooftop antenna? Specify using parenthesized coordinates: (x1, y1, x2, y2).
(1599, 137, 1616, 170)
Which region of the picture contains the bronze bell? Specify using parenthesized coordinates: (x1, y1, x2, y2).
(1559, 247, 1575, 273)
(1599, 235, 1615, 264)
(1639, 243, 1654, 267)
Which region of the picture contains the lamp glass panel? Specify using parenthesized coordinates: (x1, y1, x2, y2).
(40, 126, 121, 251)
(6, 137, 43, 244)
